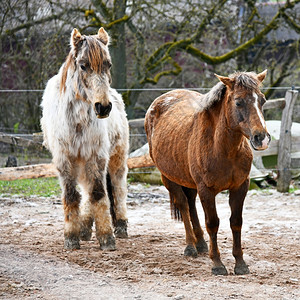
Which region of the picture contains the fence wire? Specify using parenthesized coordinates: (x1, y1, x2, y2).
(0, 86, 299, 93)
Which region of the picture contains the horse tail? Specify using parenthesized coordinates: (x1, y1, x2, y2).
(106, 173, 117, 226)
(170, 193, 182, 221)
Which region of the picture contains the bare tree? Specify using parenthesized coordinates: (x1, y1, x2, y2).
(0, 0, 299, 127)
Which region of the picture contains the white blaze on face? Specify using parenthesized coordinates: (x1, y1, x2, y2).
(253, 92, 266, 129)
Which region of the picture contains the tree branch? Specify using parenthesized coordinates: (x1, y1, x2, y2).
(91, 0, 113, 21)
(185, 0, 300, 64)
(282, 12, 300, 34)
(1, 11, 66, 40)
(145, 0, 228, 70)
(141, 58, 182, 85)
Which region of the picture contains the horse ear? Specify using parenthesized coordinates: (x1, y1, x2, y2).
(257, 69, 267, 83)
(71, 28, 82, 51)
(98, 27, 109, 45)
(215, 74, 235, 90)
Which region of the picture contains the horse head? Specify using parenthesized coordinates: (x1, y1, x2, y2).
(216, 70, 271, 151)
(69, 28, 112, 119)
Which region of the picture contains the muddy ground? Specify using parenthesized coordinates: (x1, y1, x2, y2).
(0, 184, 299, 299)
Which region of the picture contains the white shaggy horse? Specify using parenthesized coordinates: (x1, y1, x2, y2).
(41, 28, 129, 251)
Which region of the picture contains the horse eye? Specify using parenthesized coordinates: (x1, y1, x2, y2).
(80, 64, 87, 71)
(104, 61, 112, 69)
(235, 100, 243, 107)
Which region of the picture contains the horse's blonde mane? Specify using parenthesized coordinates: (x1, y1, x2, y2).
(59, 35, 106, 94)
(84, 36, 105, 73)
(60, 53, 75, 94)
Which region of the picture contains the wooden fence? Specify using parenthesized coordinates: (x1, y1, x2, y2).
(0, 90, 299, 192)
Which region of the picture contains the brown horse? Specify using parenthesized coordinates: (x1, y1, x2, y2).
(145, 70, 270, 275)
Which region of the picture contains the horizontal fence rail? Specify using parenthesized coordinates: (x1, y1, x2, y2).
(0, 90, 299, 192)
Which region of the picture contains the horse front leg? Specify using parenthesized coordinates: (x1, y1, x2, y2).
(86, 159, 116, 251)
(108, 148, 128, 238)
(198, 185, 228, 275)
(79, 188, 93, 242)
(58, 168, 81, 250)
(229, 179, 250, 275)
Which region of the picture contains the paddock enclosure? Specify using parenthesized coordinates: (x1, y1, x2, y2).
(0, 183, 299, 299)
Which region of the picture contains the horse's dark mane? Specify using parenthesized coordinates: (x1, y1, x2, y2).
(201, 82, 226, 111)
(231, 71, 261, 91)
(201, 71, 261, 111)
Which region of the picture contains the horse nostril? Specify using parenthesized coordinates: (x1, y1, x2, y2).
(254, 134, 260, 144)
(94, 102, 112, 118)
(104, 102, 112, 115)
(95, 102, 101, 114)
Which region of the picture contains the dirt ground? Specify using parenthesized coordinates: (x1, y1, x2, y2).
(0, 183, 299, 299)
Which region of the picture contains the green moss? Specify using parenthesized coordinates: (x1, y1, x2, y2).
(249, 180, 260, 190)
(0, 177, 61, 197)
(128, 167, 162, 185)
(262, 155, 278, 169)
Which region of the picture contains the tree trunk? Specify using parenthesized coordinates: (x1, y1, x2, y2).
(110, 0, 127, 90)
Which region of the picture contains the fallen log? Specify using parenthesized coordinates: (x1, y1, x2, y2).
(127, 153, 154, 169)
(0, 154, 155, 181)
(0, 164, 58, 181)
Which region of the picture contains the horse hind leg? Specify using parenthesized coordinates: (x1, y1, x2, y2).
(161, 175, 198, 257)
(108, 148, 128, 238)
(182, 186, 208, 254)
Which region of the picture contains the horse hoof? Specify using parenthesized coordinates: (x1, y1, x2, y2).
(80, 228, 92, 241)
(64, 237, 80, 250)
(196, 239, 208, 253)
(184, 245, 198, 257)
(99, 234, 116, 251)
(212, 265, 228, 276)
(234, 264, 250, 275)
(114, 219, 128, 238)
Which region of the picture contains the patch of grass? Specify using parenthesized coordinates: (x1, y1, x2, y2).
(0, 178, 61, 197)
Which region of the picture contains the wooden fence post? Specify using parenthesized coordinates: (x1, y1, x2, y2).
(277, 90, 298, 192)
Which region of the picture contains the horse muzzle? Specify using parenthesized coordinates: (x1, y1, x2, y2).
(94, 102, 112, 119)
(250, 131, 271, 151)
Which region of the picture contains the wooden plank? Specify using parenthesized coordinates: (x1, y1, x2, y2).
(128, 118, 145, 128)
(253, 136, 300, 157)
(0, 155, 155, 181)
(277, 90, 298, 192)
(263, 98, 285, 110)
(0, 132, 43, 148)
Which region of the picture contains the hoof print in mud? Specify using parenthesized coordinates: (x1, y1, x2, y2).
(184, 245, 198, 257)
(64, 237, 80, 250)
(114, 219, 128, 238)
(99, 234, 116, 251)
